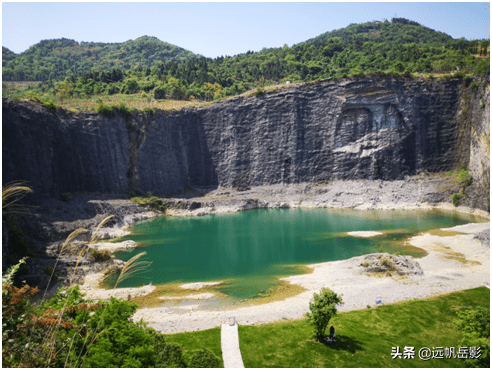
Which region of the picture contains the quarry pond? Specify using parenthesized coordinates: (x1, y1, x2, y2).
(106, 208, 483, 301)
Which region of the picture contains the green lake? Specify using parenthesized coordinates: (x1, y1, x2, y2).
(108, 208, 482, 300)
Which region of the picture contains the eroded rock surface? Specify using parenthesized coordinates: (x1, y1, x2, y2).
(3, 76, 489, 211)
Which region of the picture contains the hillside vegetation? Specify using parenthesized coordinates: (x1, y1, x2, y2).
(3, 18, 489, 110)
(2, 36, 197, 81)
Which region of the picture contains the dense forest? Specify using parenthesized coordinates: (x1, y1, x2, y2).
(3, 18, 490, 104)
(2, 36, 197, 81)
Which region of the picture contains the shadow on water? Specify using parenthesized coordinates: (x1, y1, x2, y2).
(319, 335, 364, 354)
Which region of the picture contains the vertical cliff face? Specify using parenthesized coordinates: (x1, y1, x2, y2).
(2, 76, 489, 210)
(197, 77, 465, 187)
(456, 81, 490, 210)
(133, 110, 218, 194)
(2, 103, 130, 197)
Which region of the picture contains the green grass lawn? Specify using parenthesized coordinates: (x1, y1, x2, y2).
(165, 326, 224, 367)
(238, 287, 490, 368)
(162, 287, 489, 368)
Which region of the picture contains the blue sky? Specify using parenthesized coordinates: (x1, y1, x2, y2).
(2, 2, 490, 58)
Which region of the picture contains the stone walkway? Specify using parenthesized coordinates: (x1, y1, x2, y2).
(221, 319, 245, 368)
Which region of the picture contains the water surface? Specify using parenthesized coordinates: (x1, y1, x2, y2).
(108, 208, 481, 300)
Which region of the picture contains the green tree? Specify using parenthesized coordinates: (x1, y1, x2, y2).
(454, 306, 490, 368)
(480, 40, 489, 56)
(305, 288, 343, 339)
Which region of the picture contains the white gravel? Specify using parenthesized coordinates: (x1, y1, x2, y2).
(180, 282, 222, 289)
(347, 231, 384, 237)
(160, 293, 216, 300)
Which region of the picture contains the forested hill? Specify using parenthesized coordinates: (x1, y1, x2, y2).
(2, 18, 489, 104)
(303, 17, 452, 46)
(2, 36, 197, 81)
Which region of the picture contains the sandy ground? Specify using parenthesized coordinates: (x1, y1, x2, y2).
(90, 240, 137, 253)
(79, 271, 156, 301)
(126, 222, 489, 334)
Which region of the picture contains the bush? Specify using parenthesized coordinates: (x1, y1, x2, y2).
(474, 58, 490, 76)
(452, 193, 464, 207)
(95, 102, 114, 117)
(454, 307, 490, 367)
(89, 247, 112, 262)
(157, 344, 187, 368)
(305, 288, 343, 339)
(252, 86, 264, 97)
(115, 102, 133, 120)
(453, 70, 466, 80)
(130, 195, 167, 212)
(59, 192, 73, 202)
(43, 100, 57, 114)
(153, 86, 166, 100)
(469, 81, 480, 93)
(126, 120, 137, 129)
(189, 349, 221, 368)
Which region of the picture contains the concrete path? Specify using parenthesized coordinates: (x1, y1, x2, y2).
(221, 319, 245, 368)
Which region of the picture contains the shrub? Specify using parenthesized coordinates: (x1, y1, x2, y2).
(402, 67, 412, 78)
(43, 100, 57, 114)
(380, 257, 400, 275)
(453, 70, 466, 80)
(156, 344, 187, 368)
(452, 193, 464, 207)
(126, 120, 137, 130)
(130, 195, 167, 212)
(59, 192, 73, 202)
(153, 86, 166, 100)
(143, 106, 155, 115)
(454, 307, 490, 368)
(445, 167, 472, 185)
(469, 81, 479, 93)
(89, 247, 112, 262)
(252, 86, 264, 97)
(96, 102, 114, 117)
(305, 288, 343, 339)
(81, 298, 156, 368)
(189, 348, 221, 368)
(116, 102, 133, 120)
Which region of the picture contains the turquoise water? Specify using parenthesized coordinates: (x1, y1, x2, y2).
(108, 208, 481, 300)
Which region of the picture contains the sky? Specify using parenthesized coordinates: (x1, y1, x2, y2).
(2, 1, 490, 58)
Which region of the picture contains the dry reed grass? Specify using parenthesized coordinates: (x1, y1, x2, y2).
(2, 184, 153, 367)
(2, 181, 33, 214)
(59, 94, 200, 112)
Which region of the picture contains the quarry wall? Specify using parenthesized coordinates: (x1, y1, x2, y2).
(3, 76, 489, 210)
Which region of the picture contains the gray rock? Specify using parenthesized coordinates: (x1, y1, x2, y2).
(2, 77, 489, 211)
(359, 253, 424, 276)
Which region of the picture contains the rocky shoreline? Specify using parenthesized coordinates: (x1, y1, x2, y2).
(4, 176, 488, 331)
(131, 222, 489, 334)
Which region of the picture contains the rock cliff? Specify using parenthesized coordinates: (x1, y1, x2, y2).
(3, 75, 489, 210)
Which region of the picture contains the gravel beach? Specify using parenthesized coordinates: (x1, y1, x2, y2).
(127, 222, 489, 334)
(74, 179, 489, 334)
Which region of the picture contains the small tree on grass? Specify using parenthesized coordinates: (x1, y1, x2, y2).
(306, 288, 343, 340)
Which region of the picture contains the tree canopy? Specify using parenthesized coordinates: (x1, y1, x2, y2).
(3, 18, 489, 104)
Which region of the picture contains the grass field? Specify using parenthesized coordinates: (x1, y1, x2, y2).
(165, 326, 224, 367)
(164, 287, 489, 368)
